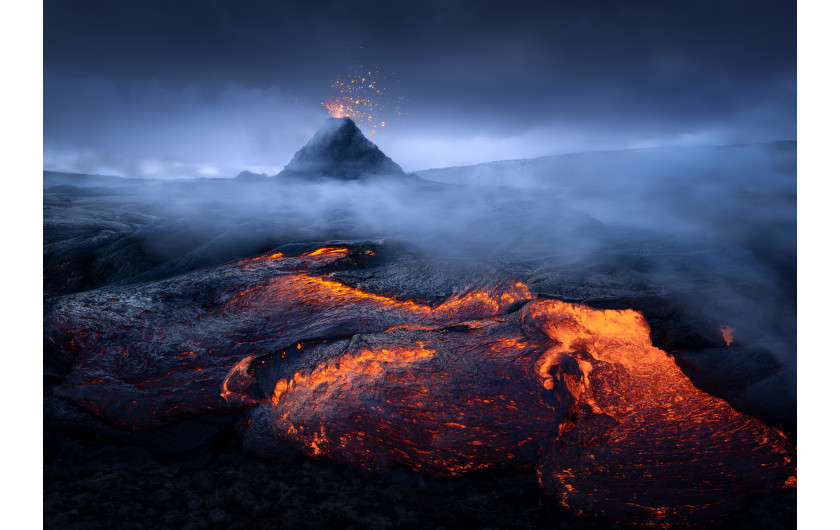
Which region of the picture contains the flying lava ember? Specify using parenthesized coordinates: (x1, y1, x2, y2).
(321, 64, 404, 135)
(45, 244, 795, 526)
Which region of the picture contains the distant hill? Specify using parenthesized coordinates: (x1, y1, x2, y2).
(415, 141, 796, 189)
(43, 171, 146, 189)
(234, 170, 269, 182)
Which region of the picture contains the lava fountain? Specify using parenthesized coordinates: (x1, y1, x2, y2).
(321, 63, 404, 135)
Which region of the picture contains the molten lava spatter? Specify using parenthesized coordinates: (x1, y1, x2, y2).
(321, 64, 404, 135)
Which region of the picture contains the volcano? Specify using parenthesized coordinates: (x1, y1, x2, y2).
(277, 117, 406, 180)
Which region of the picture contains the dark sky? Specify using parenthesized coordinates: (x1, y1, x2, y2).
(43, 0, 796, 176)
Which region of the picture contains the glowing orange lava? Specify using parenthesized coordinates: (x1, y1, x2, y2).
(221, 355, 258, 404)
(224, 263, 531, 329)
(720, 324, 735, 346)
(528, 300, 794, 524)
(266, 325, 561, 476)
(237, 251, 285, 263)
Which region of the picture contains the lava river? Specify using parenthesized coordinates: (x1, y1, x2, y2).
(44, 244, 795, 526)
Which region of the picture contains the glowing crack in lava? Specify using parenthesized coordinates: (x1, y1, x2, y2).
(45, 244, 795, 526)
(321, 64, 404, 135)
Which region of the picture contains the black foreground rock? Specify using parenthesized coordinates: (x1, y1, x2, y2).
(45, 364, 796, 530)
(43, 454, 796, 530)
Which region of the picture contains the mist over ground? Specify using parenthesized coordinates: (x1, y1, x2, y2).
(45, 141, 796, 259)
(44, 137, 797, 434)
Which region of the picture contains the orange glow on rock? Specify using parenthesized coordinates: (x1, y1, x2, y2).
(220, 355, 258, 404)
(223, 273, 530, 330)
(237, 246, 350, 265)
(301, 246, 350, 257)
(267, 326, 562, 476)
(720, 324, 735, 346)
(237, 251, 285, 263)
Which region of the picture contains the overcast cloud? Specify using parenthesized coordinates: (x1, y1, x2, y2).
(43, 0, 796, 176)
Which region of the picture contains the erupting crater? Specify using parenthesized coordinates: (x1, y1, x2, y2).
(45, 243, 795, 526)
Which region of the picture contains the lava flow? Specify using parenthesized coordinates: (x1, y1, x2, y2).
(44, 243, 795, 526)
(254, 321, 564, 476)
(527, 301, 794, 525)
(45, 244, 529, 429)
(238, 296, 794, 525)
